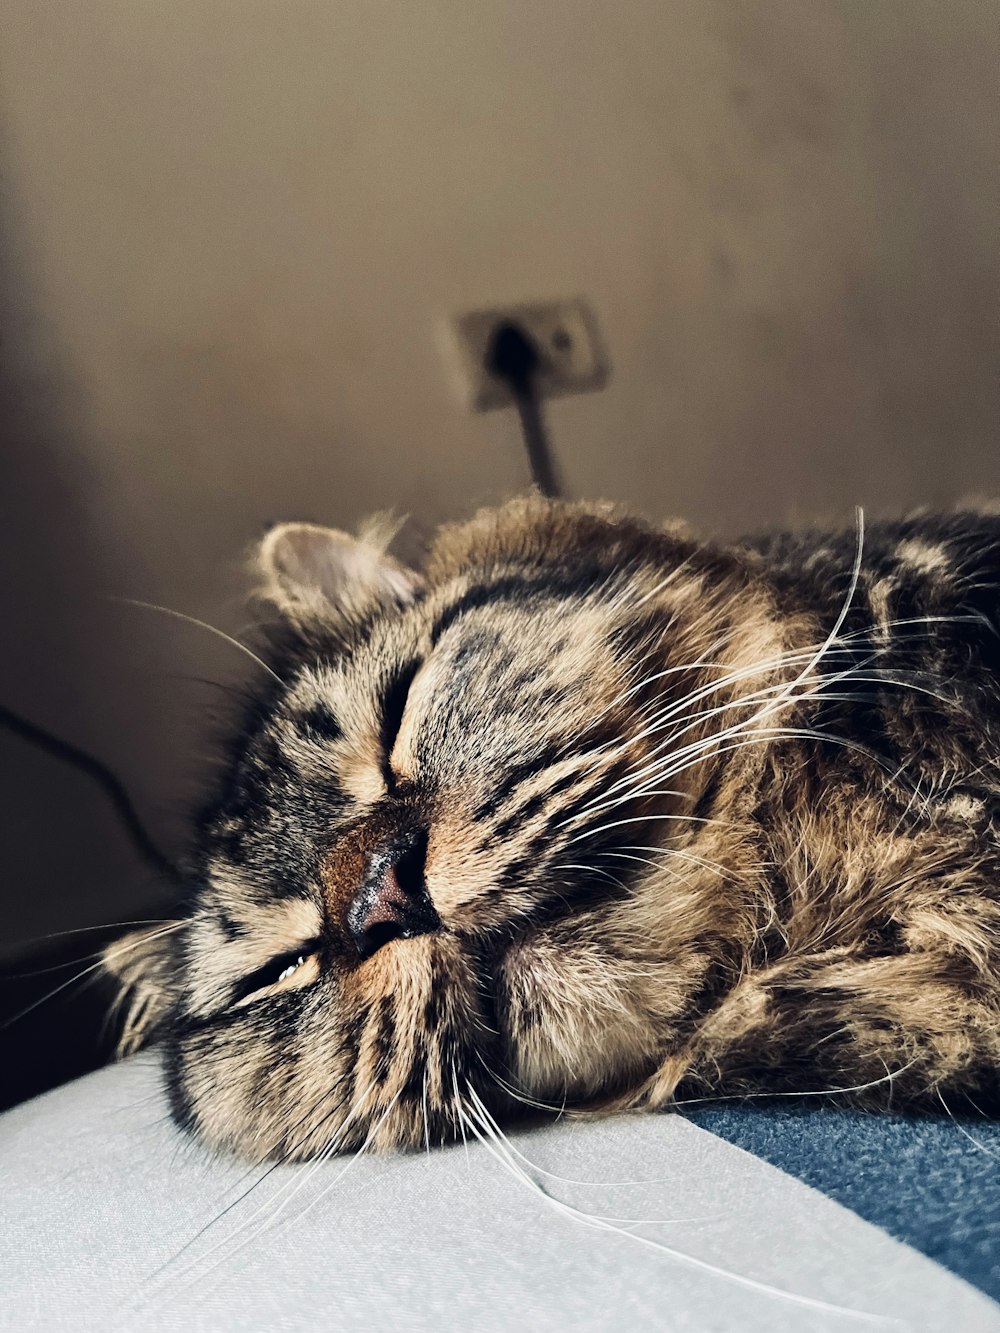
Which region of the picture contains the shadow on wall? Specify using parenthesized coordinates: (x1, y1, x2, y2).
(0, 164, 177, 1105)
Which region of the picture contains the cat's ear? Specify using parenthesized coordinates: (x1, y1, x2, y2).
(254, 519, 423, 630)
(102, 923, 182, 1057)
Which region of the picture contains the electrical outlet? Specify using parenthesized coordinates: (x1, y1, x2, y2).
(447, 298, 609, 411)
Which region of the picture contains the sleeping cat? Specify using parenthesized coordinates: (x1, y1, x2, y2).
(104, 497, 1000, 1161)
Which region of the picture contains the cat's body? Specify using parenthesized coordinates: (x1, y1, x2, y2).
(106, 499, 1000, 1160)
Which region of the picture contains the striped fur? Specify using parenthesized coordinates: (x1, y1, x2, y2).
(105, 498, 1000, 1160)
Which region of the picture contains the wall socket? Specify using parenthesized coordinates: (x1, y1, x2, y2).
(447, 297, 609, 411)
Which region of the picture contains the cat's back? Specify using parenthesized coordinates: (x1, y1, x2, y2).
(741, 506, 1000, 675)
(742, 507, 1000, 619)
(738, 506, 1000, 804)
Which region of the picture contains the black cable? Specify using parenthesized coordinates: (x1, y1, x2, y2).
(0, 704, 182, 884)
(485, 320, 562, 499)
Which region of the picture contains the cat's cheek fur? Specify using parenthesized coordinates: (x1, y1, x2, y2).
(496, 926, 707, 1104)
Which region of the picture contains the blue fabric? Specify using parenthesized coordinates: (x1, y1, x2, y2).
(685, 1102, 1000, 1302)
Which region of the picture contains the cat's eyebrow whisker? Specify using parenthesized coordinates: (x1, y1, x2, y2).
(109, 596, 284, 685)
(10, 951, 135, 980)
(643, 724, 896, 799)
(586, 628, 745, 724)
(577, 720, 900, 847)
(563, 810, 729, 848)
(578, 517, 866, 811)
(590, 648, 926, 811)
(599, 846, 735, 888)
(570, 646, 870, 811)
(562, 828, 738, 885)
(586, 645, 840, 768)
(559, 864, 637, 897)
(597, 645, 887, 788)
(609, 612, 980, 770)
(610, 793, 734, 827)
(609, 610, 985, 734)
(593, 610, 881, 731)
(579, 611, 966, 815)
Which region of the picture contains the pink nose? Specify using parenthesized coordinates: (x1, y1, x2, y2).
(346, 831, 439, 960)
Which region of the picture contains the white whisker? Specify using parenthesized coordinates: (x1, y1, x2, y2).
(458, 1082, 897, 1324)
(111, 596, 283, 685)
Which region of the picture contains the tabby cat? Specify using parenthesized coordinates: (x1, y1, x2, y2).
(104, 497, 1000, 1161)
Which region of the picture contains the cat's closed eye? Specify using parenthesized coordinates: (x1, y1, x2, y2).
(234, 946, 322, 1007)
(380, 659, 422, 786)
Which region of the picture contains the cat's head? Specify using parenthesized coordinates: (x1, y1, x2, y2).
(105, 497, 786, 1160)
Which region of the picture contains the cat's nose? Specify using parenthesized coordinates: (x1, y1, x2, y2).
(346, 829, 439, 961)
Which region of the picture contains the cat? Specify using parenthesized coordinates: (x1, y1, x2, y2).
(103, 496, 1000, 1162)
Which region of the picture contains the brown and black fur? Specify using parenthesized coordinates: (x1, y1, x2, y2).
(104, 498, 1000, 1160)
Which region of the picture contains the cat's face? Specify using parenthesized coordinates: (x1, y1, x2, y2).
(106, 499, 781, 1160)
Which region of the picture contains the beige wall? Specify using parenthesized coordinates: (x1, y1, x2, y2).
(1, 1, 998, 954)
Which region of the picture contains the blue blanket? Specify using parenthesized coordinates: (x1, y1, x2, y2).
(687, 1102, 1000, 1300)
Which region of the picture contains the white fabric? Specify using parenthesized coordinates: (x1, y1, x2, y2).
(1, 1059, 996, 1332)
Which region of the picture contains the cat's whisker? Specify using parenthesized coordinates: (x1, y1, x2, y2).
(574, 623, 954, 819)
(584, 630, 749, 725)
(669, 1056, 922, 1109)
(563, 831, 738, 887)
(600, 846, 734, 889)
(602, 675, 909, 810)
(7, 950, 133, 979)
(139, 1077, 387, 1316)
(459, 1082, 896, 1324)
(558, 862, 636, 892)
(421, 1063, 432, 1157)
(564, 810, 728, 851)
(612, 649, 882, 777)
(475, 1052, 572, 1116)
(256, 1086, 404, 1243)
(580, 720, 870, 836)
(462, 1083, 717, 1221)
(570, 651, 869, 816)
(110, 596, 284, 685)
(586, 645, 835, 773)
(452, 1061, 472, 1165)
(2, 922, 186, 1030)
(579, 519, 868, 816)
(585, 629, 873, 751)
(131, 1071, 357, 1305)
(3, 919, 179, 952)
(643, 726, 897, 801)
